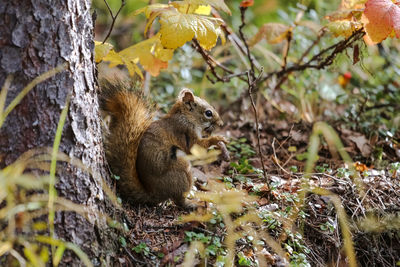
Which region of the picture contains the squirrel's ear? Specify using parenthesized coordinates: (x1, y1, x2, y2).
(178, 88, 194, 103)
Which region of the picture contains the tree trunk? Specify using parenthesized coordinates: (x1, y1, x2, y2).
(0, 0, 117, 265)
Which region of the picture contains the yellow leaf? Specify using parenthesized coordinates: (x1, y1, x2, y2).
(94, 41, 113, 63)
(103, 50, 124, 68)
(216, 27, 226, 45)
(171, 2, 201, 14)
(159, 10, 196, 49)
(134, 4, 170, 18)
(154, 46, 174, 62)
(327, 20, 362, 37)
(184, 0, 231, 15)
(122, 36, 171, 77)
(101, 36, 171, 78)
(135, 4, 171, 35)
(186, 144, 220, 165)
(0, 242, 12, 257)
(194, 5, 212, 15)
(340, 0, 367, 9)
(103, 49, 142, 78)
(195, 17, 219, 50)
(159, 9, 223, 50)
(122, 57, 144, 79)
(140, 56, 168, 77)
(180, 213, 213, 222)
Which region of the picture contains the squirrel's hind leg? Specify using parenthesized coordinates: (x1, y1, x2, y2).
(162, 158, 194, 209)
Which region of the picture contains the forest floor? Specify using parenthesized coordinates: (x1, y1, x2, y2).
(116, 97, 400, 267)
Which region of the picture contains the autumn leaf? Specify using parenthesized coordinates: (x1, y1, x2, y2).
(134, 3, 169, 17)
(94, 41, 113, 63)
(327, 20, 363, 37)
(184, 0, 231, 15)
(99, 35, 173, 77)
(137, 3, 225, 50)
(159, 8, 224, 50)
(340, 0, 367, 9)
(103, 49, 144, 78)
(119, 36, 172, 76)
(186, 144, 220, 166)
(362, 0, 400, 43)
(141, 57, 168, 76)
(354, 162, 368, 172)
(194, 5, 212, 15)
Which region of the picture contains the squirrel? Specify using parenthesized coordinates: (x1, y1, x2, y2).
(99, 78, 227, 208)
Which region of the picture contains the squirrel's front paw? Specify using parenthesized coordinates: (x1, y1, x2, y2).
(216, 138, 230, 161)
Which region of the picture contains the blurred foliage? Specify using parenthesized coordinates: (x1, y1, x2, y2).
(92, 1, 399, 264)
(93, 0, 399, 147)
(0, 69, 93, 266)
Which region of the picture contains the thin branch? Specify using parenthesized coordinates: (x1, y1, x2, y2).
(261, 29, 365, 84)
(238, 6, 256, 80)
(271, 138, 292, 175)
(212, 10, 262, 70)
(246, 68, 270, 188)
(102, 0, 126, 44)
(123, 246, 147, 265)
(192, 39, 247, 83)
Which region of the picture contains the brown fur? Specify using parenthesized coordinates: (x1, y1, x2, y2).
(99, 80, 226, 207)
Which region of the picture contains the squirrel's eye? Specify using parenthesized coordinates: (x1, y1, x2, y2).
(205, 110, 213, 118)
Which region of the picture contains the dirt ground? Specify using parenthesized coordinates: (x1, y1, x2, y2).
(116, 97, 400, 266)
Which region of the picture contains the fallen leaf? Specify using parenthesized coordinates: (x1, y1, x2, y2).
(257, 197, 269, 205)
(354, 161, 369, 172)
(348, 134, 372, 157)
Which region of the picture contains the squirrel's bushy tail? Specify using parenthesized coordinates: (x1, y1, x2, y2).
(99, 78, 153, 203)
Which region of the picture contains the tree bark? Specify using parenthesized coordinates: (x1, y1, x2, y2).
(0, 0, 117, 265)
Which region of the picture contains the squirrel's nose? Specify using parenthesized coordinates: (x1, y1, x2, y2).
(217, 119, 223, 127)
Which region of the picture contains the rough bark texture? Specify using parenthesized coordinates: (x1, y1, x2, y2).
(0, 0, 117, 265)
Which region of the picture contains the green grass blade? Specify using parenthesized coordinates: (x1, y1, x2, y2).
(36, 236, 93, 267)
(0, 74, 13, 127)
(48, 93, 70, 262)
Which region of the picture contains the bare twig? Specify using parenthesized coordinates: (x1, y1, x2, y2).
(246, 69, 270, 187)
(123, 246, 147, 265)
(102, 0, 126, 44)
(260, 29, 365, 84)
(238, 6, 256, 80)
(192, 39, 247, 83)
(272, 138, 292, 176)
